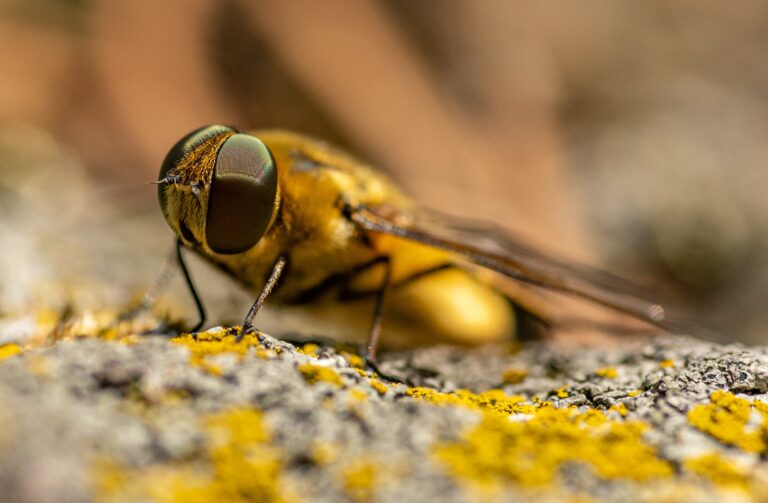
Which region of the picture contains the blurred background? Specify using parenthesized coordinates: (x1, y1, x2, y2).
(1, 0, 768, 343)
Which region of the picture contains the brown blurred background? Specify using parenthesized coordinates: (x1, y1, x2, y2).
(2, 0, 768, 343)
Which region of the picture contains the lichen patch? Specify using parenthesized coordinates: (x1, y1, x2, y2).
(171, 329, 263, 375)
(298, 363, 344, 387)
(688, 391, 768, 453)
(433, 407, 672, 489)
(96, 407, 296, 503)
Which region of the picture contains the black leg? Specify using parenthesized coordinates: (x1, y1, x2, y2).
(176, 239, 206, 332)
(364, 256, 392, 364)
(235, 255, 287, 342)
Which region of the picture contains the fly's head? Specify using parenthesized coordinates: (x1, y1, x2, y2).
(157, 125, 281, 254)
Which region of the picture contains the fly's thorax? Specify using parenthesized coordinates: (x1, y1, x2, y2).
(255, 130, 412, 209)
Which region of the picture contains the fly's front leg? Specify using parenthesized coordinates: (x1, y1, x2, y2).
(235, 255, 288, 343)
(175, 238, 207, 332)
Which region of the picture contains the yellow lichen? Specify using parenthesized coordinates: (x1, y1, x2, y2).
(753, 399, 768, 415)
(609, 403, 629, 417)
(407, 387, 530, 416)
(369, 379, 388, 395)
(684, 452, 749, 489)
(255, 348, 275, 359)
(117, 334, 141, 346)
(93, 459, 132, 500)
(205, 407, 269, 445)
(628, 390, 642, 397)
(310, 442, 338, 466)
(200, 361, 224, 376)
(688, 391, 768, 453)
(337, 351, 364, 370)
(95, 407, 296, 503)
(501, 368, 528, 385)
(171, 329, 262, 375)
(298, 343, 319, 357)
(595, 367, 618, 379)
(348, 388, 368, 402)
(200, 408, 293, 502)
(408, 386, 670, 489)
(554, 386, 569, 399)
(0, 343, 22, 360)
(659, 360, 676, 369)
(341, 460, 379, 503)
(434, 407, 672, 489)
(162, 389, 192, 405)
(298, 363, 343, 387)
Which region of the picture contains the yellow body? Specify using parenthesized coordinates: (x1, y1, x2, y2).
(162, 130, 515, 349)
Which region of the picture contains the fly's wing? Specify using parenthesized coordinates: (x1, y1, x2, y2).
(348, 204, 704, 336)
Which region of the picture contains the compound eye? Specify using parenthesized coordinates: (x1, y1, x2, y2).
(205, 134, 279, 254)
(158, 125, 233, 213)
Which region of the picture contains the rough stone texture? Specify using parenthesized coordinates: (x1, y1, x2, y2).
(1, 132, 765, 500)
(0, 318, 768, 503)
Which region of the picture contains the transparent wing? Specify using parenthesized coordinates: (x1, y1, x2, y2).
(349, 204, 705, 336)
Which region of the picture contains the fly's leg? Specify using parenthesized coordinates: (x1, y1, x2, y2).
(175, 238, 207, 332)
(363, 259, 408, 384)
(113, 239, 205, 336)
(235, 255, 287, 343)
(116, 247, 176, 325)
(364, 256, 392, 365)
(339, 202, 396, 367)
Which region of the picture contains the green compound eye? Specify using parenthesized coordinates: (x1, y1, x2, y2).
(158, 125, 233, 218)
(205, 134, 279, 254)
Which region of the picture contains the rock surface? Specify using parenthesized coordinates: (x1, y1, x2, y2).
(1, 317, 767, 503)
